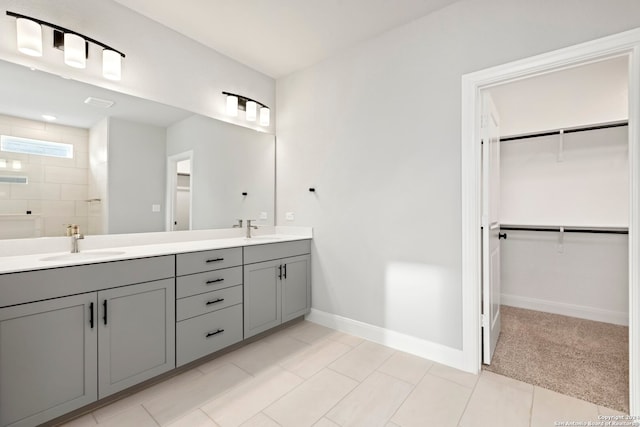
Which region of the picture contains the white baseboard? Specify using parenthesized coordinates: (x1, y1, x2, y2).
(501, 293, 629, 326)
(305, 308, 470, 372)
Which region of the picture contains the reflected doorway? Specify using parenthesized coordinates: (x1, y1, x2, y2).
(166, 151, 193, 231)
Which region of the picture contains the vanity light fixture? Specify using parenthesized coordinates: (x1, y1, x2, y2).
(0, 159, 6, 168)
(222, 92, 270, 126)
(41, 114, 56, 121)
(12, 160, 22, 170)
(6, 11, 125, 80)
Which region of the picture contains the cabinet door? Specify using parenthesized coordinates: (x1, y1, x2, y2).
(282, 255, 311, 323)
(0, 294, 97, 427)
(244, 259, 281, 338)
(98, 278, 175, 398)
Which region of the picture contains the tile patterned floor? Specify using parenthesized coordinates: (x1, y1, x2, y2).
(60, 321, 627, 427)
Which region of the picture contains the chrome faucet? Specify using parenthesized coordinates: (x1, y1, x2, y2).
(246, 220, 258, 238)
(67, 224, 84, 253)
(71, 232, 84, 253)
(232, 219, 244, 228)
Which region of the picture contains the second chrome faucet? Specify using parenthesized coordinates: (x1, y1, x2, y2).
(245, 219, 258, 238)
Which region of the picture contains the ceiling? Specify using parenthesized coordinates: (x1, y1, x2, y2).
(112, 0, 461, 78)
(0, 59, 192, 129)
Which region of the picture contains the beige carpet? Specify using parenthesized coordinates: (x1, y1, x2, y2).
(483, 305, 629, 413)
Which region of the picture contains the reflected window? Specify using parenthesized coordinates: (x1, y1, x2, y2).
(0, 135, 73, 159)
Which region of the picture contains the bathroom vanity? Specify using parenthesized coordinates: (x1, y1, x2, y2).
(0, 231, 311, 427)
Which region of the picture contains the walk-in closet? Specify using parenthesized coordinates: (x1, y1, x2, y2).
(482, 55, 630, 412)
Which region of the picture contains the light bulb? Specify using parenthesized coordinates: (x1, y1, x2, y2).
(103, 49, 122, 81)
(259, 107, 270, 126)
(16, 18, 42, 57)
(226, 95, 238, 116)
(246, 101, 257, 121)
(64, 33, 86, 69)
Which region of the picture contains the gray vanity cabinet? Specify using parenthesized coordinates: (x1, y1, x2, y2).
(175, 247, 244, 367)
(0, 294, 98, 427)
(243, 259, 282, 337)
(243, 241, 311, 339)
(0, 255, 175, 427)
(98, 278, 175, 398)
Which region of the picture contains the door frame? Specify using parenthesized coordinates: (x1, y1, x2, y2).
(166, 150, 194, 231)
(460, 27, 640, 414)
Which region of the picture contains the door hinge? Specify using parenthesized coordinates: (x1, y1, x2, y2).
(481, 314, 488, 328)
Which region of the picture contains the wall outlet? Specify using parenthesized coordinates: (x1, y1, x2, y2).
(260, 211, 268, 220)
(285, 212, 295, 221)
(152, 204, 161, 212)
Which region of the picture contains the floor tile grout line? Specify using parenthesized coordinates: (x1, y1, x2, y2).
(141, 403, 161, 427)
(453, 369, 482, 427)
(260, 410, 283, 426)
(529, 386, 536, 427)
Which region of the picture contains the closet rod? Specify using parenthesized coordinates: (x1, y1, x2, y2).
(500, 121, 628, 142)
(500, 225, 628, 235)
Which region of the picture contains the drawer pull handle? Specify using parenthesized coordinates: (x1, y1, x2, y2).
(103, 300, 108, 325)
(206, 278, 225, 284)
(206, 257, 224, 263)
(206, 298, 225, 306)
(206, 329, 224, 338)
(89, 302, 94, 329)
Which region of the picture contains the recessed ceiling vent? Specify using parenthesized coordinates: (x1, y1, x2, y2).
(84, 97, 115, 108)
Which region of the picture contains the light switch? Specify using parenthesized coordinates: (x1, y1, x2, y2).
(285, 212, 295, 221)
(152, 204, 161, 212)
(260, 211, 268, 220)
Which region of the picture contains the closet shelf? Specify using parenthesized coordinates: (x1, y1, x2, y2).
(500, 224, 628, 235)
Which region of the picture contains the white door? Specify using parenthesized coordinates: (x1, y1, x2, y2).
(482, 92, 502, 365)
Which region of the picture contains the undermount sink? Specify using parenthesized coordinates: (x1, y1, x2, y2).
(40, 251, 126, 262)
(244, 236, 283, 241)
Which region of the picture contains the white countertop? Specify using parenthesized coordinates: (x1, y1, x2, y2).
(0, 228, 312, 275)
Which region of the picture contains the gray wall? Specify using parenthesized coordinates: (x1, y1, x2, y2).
(275, 0, 640, 350)
(167, 115, 275, 229)
(108, 118, 166, 234)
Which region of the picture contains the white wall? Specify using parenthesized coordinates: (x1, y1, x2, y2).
(501, 231, 628, 325)
(501, 126, 629, 227)
(167, 115, 275, 229)
(107, 118, 166, 234)
(0, 113, 88, 237)
(276, 0, 640, 353)
(0, 0, 274, 133)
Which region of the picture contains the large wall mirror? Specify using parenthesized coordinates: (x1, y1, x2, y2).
(0, 59, 275, 239)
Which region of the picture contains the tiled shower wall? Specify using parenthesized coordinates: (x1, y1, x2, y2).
(0, 114, 90, 238)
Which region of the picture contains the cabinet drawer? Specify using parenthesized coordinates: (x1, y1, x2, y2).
(176, 266, 242, 299)
(177, 285, 242, 321)
(176, 304, 243, 367)
(176, 247, 242, 276)
(243, 240, 311, 265)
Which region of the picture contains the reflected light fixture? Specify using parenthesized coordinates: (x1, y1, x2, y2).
(16, 17, 42, 56)
(12, 160, 22, 170)
(222, 92, 270, 127)
(41, 114, 56, 121)
(7, 11, 125, 80)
